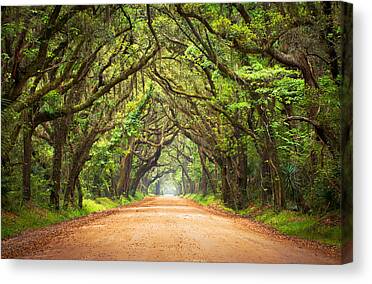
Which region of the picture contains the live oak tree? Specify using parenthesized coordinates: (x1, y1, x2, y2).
(1, 1, 351, 238)
(2, 5, 158, 206)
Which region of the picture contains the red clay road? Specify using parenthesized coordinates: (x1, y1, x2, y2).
(1, 196, 340, 263)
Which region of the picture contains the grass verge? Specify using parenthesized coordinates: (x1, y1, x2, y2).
(1, 193, 145, 240)
(183, 193, 341, 246)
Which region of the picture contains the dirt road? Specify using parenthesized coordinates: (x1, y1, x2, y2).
(1, 197, 340, 263)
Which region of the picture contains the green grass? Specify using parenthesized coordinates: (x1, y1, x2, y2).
(183, 193, 236, 213)
(183, 193, 341, 246)
(253, 208, 341, 246)
(1, 194, 145, 240)
(119, 191, 145, 205)
(183, 193, 219, 206)
(83, 197, 120, 211)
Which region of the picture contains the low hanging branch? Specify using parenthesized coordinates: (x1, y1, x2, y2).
(285, 116, 338, 157)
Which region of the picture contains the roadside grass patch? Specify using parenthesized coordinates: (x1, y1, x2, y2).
(82, 199, 110, 213)
(1, 205, 82, 239)
(1, 195, 145, 240)
(119, 191, 145, 205)
(85, 197, 118, 211)
(183, 193, 219, 206)
(254, 208, 341, 246)
(184, 193, 237, 214)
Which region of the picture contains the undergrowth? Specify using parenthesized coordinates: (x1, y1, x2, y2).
(119, 192, 144, 205)
(252, 208, 341, 246)
(1, 194, 145, 240)
(183, 193, 219, 206)
(183, 193, 341, 246)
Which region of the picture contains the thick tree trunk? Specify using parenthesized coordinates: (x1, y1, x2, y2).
(198, 146, 216, 194)
(200, 170, 208, 196)
(189, 180, 195, 194)
(181, 169, 187, 194)
(50, 136, 62, 209)
(155, 180, 161, 195)
(142, 176, 150, 195)
(236, 136, 248, 206)
(198, 147, 208, 195)
(117, 151, 133, 198)
(180, 162, 192, 194)
(64, 167, 79, 208)
(63, 131, 96, 208)
(50, 118, 69, 210)
(116, 137, 135, 197)
(76, 178, 83, 209)
(22, 110, 33, 202)
(129, 145, 163, 196)
(322, 1, 339, 80)
(220, 159, 236, 208)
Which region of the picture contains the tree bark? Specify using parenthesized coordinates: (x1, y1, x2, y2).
(22, 110, 33, 202)
(63, 130, 97, 208)
(322, 1, 339, 80)
(50, 117, 69, 210)
(155, 180, 161, 195)
(198, 146, 212, 195)
(77, 177, 83, 209)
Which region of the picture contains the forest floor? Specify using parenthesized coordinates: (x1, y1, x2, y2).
(1, 196, 341, 263)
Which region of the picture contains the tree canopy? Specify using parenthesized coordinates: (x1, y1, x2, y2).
(1, 1, 351, 238)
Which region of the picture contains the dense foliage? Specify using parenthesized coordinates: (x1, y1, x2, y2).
(1, 3, 352, 245)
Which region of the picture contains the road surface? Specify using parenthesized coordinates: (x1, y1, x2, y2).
(1, 196, 340, 263)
